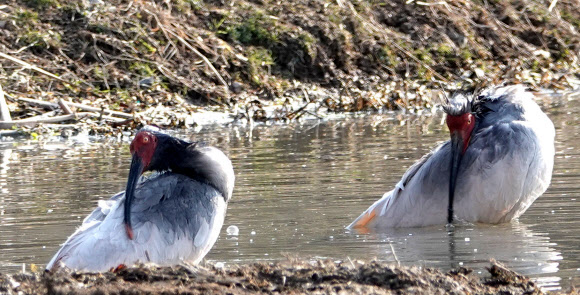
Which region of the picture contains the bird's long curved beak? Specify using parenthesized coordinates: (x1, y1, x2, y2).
(448, 132, 464, 224)
(124, 154, 144, 240)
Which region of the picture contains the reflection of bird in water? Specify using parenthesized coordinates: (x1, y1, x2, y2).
(348, 85, 555, 229)
(357, 221, 561, 288)
(47, 127, 235, 271)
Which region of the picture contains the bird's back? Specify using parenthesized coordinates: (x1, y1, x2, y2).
(47, 173, 227, 272)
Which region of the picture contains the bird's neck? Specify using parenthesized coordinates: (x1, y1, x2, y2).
(166, 143, 234, 201)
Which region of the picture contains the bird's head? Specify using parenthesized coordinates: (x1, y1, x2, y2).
(129, 130, 158, 172)
(444, 94, 476, 155)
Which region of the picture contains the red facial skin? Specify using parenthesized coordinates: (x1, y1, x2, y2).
(446, 113, 476, 153)
(130, 131, 158, 169)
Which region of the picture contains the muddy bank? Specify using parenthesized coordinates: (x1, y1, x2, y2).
(0, 260, 571, 294)
(0, 0, 579, 134)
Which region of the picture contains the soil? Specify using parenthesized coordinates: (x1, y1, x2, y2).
(0, 0, 579, 134)
(1, 259, 571, 294)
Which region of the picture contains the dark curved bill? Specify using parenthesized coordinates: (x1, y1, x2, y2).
(124, 154, 144, 240)
(448, 133, 464, 224)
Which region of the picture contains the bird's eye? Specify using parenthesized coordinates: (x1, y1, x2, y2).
(467, 116, 472, 125)
(143, 136, 150, 143)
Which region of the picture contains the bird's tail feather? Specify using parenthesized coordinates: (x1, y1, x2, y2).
(346, 190, 394, 230)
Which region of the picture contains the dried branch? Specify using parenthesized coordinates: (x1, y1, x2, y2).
(17, 97, 134, 119)
(339, 1, 449, 82)
(58, 99, 74, 115)
(0, 112, 126, 129)
(548, 0, 558, 12)
(167, 29, 230, 94)
(0, 52, 68, 84)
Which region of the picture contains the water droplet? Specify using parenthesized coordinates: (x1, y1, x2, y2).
(464, 238, 470, 242)
(226, 225, 239, 236)
(251, 231, 256, 235)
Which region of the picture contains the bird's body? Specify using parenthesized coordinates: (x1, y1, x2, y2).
(348, 85, 555, 229)
(47, 128, 234, 272)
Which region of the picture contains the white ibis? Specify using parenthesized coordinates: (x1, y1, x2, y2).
(46, 126, 235, 271)
(348, 85, 555, 229)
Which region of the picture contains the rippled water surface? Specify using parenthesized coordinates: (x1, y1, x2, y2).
(1, 94, 580, 290)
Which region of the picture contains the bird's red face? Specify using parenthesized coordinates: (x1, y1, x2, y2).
(130, 131, 158, 170)
(446, 113, 475, 154)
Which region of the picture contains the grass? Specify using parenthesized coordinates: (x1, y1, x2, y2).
(129, 62, 156, 77)
(247, 48, 274, 86)
(225, 12, 279, 47)
(19, 30, 61, 50)
(25, 0, 59, 8)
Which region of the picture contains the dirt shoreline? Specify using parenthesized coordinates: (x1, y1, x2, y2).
(1, 0, 579, 135)
(1, 259, 570, 294)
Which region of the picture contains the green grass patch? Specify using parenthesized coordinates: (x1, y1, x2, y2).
(247, 48, 274, 85)
(225, 12, 279, 47)
(26, 0, 59, 9)
(129, 62, 156, 77)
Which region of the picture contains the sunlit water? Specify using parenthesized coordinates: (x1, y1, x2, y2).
(1, 93, 580, 290)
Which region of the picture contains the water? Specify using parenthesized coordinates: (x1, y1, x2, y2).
(1, 95, 580, 290)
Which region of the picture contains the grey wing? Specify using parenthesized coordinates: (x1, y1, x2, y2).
(348, 141, 454, 228)
(396, 141, 450, 191)
(455, 120, 552, 222)
(131, 173, 220, 237)
(129, 173, 226, 254)
(383, 141, 454, 226)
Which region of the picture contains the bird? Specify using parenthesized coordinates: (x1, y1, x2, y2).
(46, 126, 235, 272)
(347, 85, 555, 229)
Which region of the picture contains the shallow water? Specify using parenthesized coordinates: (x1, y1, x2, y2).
(1, 94, 580, 290)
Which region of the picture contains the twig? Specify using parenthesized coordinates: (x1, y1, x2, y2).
(347, 256, 355, 268)
(0, 52, 68, 84)
(548, 0, 558, 12)
(17, 97, 134, 119)
(303, 110, 323, 119)
(0, 84, 11, 122)
(143, 9, 229, 92)
(287, 101, 311, 120)
(0, 112, 126, 129)
(340, 2, 448, 82)
(416, 1, 449, 6)
(15, 97, 58, 109)
(166, 31, 230, 95)
(0, 114, 76, 129)
(0, 130, 23, 137)
(58, 99, 74, 115)
(63, 102, 133, 119)
(389, 242, 400, 266)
